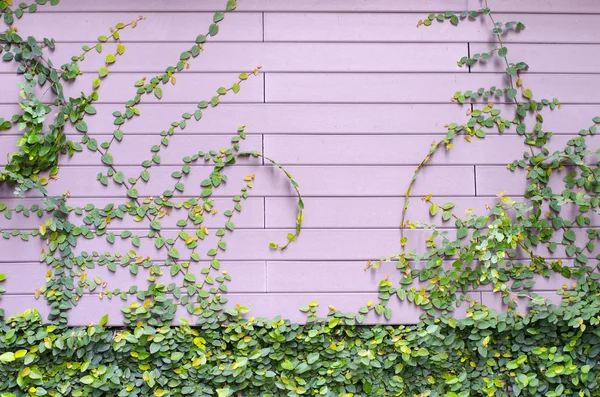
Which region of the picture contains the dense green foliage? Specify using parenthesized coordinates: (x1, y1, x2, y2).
(1, 300, 599, 396)
(1, 0, 599, 396)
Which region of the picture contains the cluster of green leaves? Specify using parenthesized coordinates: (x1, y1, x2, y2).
(0, 301, 599, 396)
(0, 9, 143, 185)
(0, 0, 59, 25)
(0, 0, 304, 331)
(1, 0, 600, 396)
(359, 5, 600, 396)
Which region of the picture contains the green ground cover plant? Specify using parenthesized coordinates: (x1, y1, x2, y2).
(0, 0, 599, 395)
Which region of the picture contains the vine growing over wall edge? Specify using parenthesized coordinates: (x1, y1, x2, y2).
(0, 1, 599, 396)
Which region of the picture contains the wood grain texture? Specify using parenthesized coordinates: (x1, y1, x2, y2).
(467, 0, 600, 13)
(469, 44, 600, 74)
(265, 197, 600, 228)
(264, 13, 600, 43)
(11, 12, 263, 42)
(0, 104, 468, 135)
(0, 165, 475, 199)
(0, 0, 591, 325)
(0, 43, 467, 73)
(0, 73, 264, 104)
(0, 292, 476, 325)
(266, 73, 600, 104)
(38, 0, 469, 12)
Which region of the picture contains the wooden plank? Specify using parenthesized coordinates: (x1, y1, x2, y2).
(266, 73, 600, 104)
(10, 12, 262, 42)
(0, 261, 266, 294)
(0, 165, 475, 199)
(0, 228, 439, 262)
(0, 134, 263, 166)
(266, 261, 573, 293)
(264, 134, 590, 165)
(470, 44, 600, 74)
(266, 196, 600, 228)
(0, 292, 474, 325)
(475, 165, 571, 196)
(0, 197, 265, 230)
(39, 0, 469, 12)
(0, 226, 568, 263)
(473, 104, 600, 134)
(468, 0, 600, 13)
(4, 103, 594, 135)
(264, 13, 600, 43)
(0, 72, 264, 104)
(0, 103, 468, 135)
(0, 43, 466, 73)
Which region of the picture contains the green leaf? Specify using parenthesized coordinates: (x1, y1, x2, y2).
(154, 87, 163, 100)
(127, 188, 138, 199)
(564, 230, 576, 242)
(429, 203, 439, 216)
(209, 23, 219, 36)
(80, 375, 94, 385)
(213, 12, 225, 23)
(457, 228, 468, 239)
(216, 389, 232, 397)
(168, 248, 179, 259)
(0, 352, 15, 363)
(101, 154, 113, 165)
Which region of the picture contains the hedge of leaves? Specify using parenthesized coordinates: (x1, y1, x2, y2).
(1, 298, 599, 396)
(1, 0, 600, 396)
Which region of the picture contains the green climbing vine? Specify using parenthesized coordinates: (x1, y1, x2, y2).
(0, 1, 599, 396)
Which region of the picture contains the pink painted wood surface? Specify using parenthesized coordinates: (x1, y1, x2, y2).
(0, 0, 594, 325)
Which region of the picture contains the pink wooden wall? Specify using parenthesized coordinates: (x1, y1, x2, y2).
(1, 0, 599, 325)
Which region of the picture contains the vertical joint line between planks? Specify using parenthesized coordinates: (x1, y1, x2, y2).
(265, 261, 269, 293)
(263, 197, 266, 228)
(263, 73, 266, 104)
(261, 12, 265, 42)
(467, 42, 471, 73)
(473, 164, 478, 196)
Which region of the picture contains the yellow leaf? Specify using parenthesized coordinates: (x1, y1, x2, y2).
(39, 224, 46, 235)
(117, 43, 125, 55)
(15, 349, 27, 359)
(483, 335, 490, 347)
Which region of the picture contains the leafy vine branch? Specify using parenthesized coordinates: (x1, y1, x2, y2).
(363, 2, 600, 327)
(0, 0, 304, 330)
(0, 1, 599, 396)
